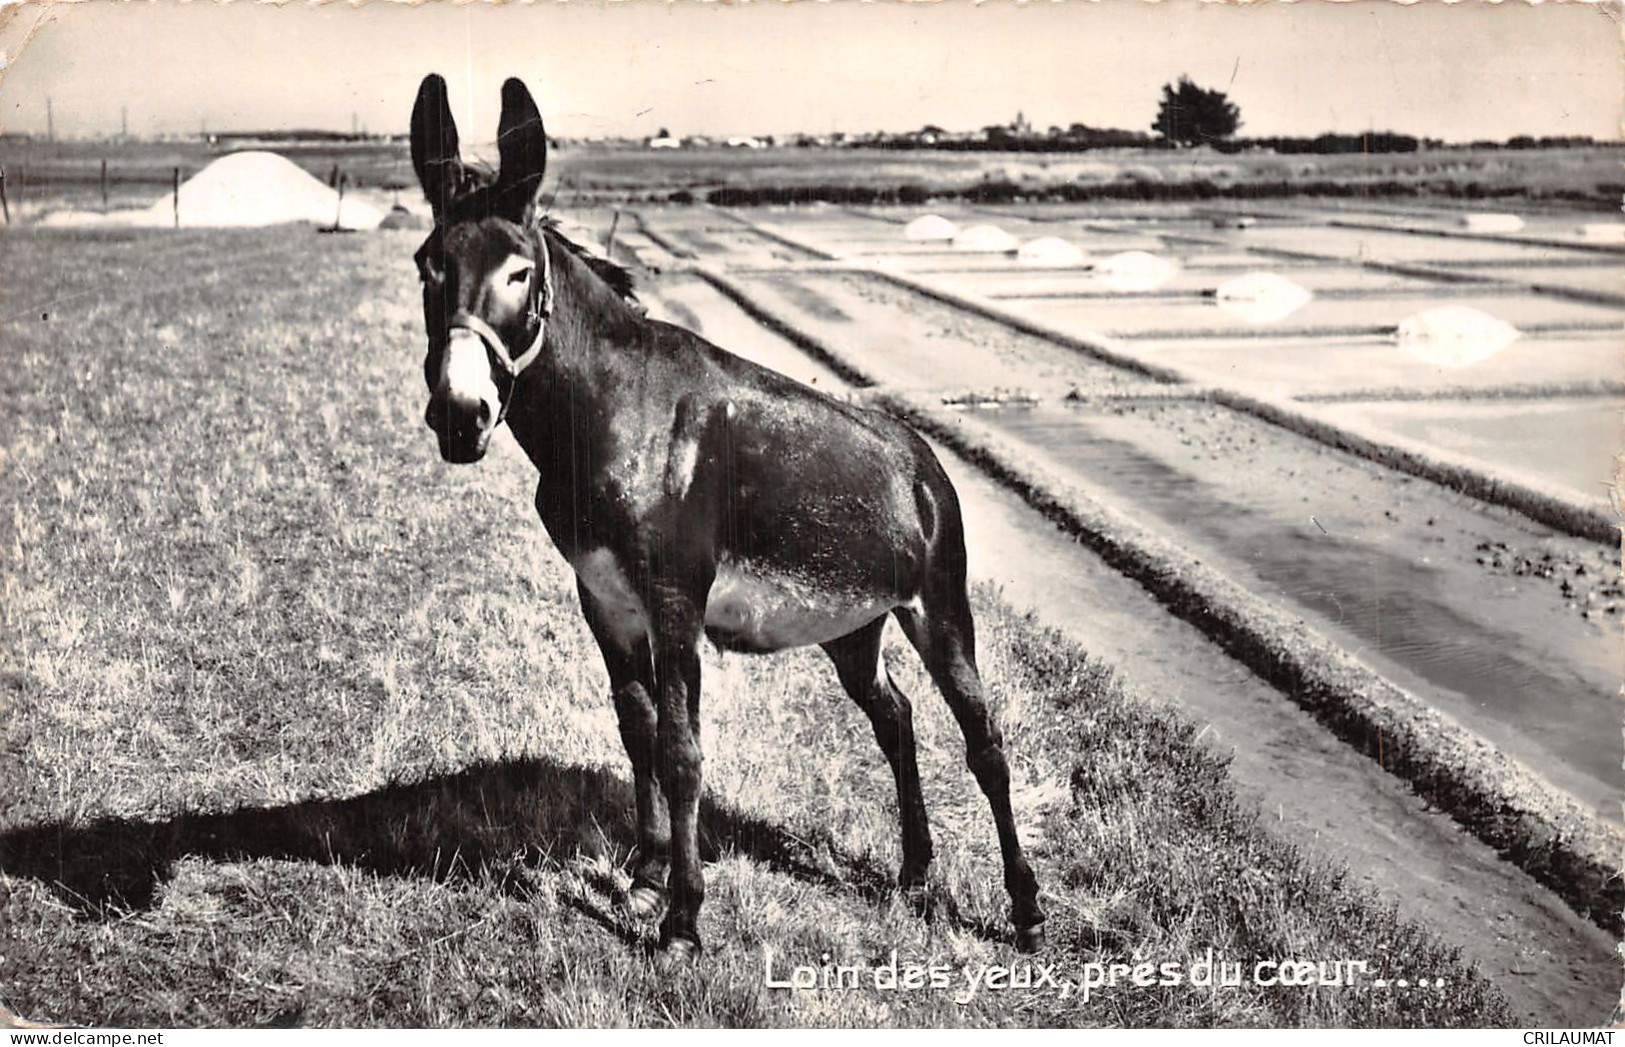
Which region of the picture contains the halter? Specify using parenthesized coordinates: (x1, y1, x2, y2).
(446, 233, 555, 391)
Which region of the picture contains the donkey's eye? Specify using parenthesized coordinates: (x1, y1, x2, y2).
(414, 234, 447, 285)
(507, 267, 533, 286)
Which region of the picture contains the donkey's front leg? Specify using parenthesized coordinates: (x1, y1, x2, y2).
(652, 593, 707, 964)
(576, 580, 669, 920)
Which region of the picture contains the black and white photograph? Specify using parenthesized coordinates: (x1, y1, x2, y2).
(0, 0, 1619, 1029)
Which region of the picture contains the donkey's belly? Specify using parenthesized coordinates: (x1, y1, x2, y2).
(704, 561, 897, 653)
(571, 549, 897, 654)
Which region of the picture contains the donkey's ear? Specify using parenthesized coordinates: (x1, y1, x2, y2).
(493, 78, 548, 222)
(411, 74, 462, 222)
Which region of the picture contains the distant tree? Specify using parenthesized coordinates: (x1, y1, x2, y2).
(982, 123, 1017, 146)
(1153, 76, 1242, 146)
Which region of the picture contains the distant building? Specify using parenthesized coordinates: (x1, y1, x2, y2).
(647, 127, 681, 149)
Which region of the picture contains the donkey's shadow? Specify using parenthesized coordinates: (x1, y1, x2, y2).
(0, 757, 968, 936)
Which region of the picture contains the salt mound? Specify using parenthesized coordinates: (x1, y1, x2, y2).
(147, 151, 384, 230)
(904, 214, 958, 242)
(953, 224, 1020, 253)
(1093, 250, 1178, 292)
(379, 206, 429, 231)
(1395, 305, 1520, 368)
(1461, 213, 1524, 234)
(1016, 237, 1086, 268)
(1578, 223, 1625, 244)
(1213, 272, 1313, 325)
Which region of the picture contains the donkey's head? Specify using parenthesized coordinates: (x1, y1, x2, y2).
(410, 75, 552, 464)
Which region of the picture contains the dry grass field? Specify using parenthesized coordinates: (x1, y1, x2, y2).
(0, 224, 1515, 1027)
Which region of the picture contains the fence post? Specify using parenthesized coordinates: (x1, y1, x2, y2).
(100, 158, 108, 209)
(0, 167, 9, 225)
(172, 167, 180, 228)
(605, 208, 621, 260)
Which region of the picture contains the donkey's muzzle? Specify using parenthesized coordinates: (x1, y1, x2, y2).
(426, 395, 492, 464)
(427, 330, 503, 464)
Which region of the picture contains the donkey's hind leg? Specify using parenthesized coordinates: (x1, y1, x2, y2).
(895, 586, 1045, 952)
(822, 616, 935, 893)
(577, 579, 669, 921)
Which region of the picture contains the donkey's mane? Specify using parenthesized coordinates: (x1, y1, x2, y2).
(539, 218, 640, 305)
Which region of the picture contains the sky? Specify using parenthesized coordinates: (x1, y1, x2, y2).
(0, 0, 1620, 144)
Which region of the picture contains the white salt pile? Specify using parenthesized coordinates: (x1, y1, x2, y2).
(1577, 223, 1625, 244)
(953, 224, 1020, 253)
(41, 151, 384, 230)
(1461, 213, 1525, 234)
(161, 152, 385, 229)
(1395, 305, 1520, 368)
(1016, 236, 1086, 268)
(1213, 272, 1313, 325)
(1092, 250, 1179, 292)
(903, 214, 959, 242)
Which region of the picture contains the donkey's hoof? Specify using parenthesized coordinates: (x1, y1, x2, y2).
(624, 885, 667, 922)
(656, 936, 702, 971)
(1014, 922, 1046, 954)
(900, 882, 935, 919)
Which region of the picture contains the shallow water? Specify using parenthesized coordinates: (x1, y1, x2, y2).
(985, 404, 1620, 818)
(1235, 224, 1611, 266)
(1319, 397, 1622, 502)
(1493, 263, 1625, 299)
(1116, 332, 1622, 396)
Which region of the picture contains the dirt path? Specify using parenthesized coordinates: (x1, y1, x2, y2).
(628, 254, 1620, 1027)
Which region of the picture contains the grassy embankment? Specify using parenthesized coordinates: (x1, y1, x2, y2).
(0, 226, 1509, 1026)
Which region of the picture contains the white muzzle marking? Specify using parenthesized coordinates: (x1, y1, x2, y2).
(443, 332, 502, 423)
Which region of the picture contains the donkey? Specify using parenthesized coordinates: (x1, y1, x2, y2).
(408, 74, 1043, 962)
